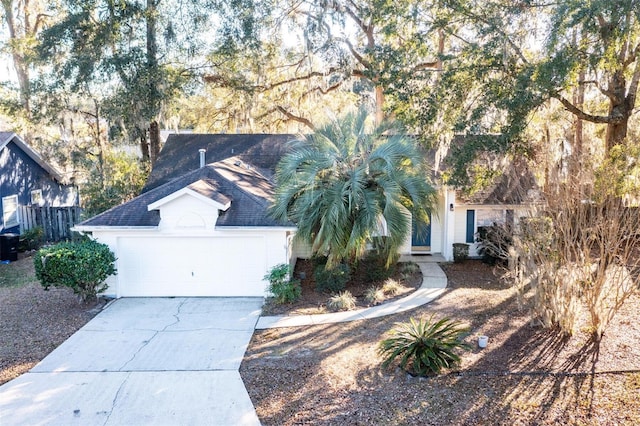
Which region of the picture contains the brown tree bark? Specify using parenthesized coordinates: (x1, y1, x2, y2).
(2, 0, 32, 114)
(149, 120, 160, 164)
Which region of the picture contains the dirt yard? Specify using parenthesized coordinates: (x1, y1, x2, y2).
(2, 255, 639, 424)
(0, 254, 104, 385)
(240, 260, 640, 425)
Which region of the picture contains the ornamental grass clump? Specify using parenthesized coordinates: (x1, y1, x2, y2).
(327, 290, 357, 311)
(364, 286, 385, 305)
(378, 316, 470, 376)
(381, 278, 405, 296)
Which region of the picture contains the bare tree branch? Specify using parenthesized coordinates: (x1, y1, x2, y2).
(257, 106, 315, 130)
(554, 93, 621, 124)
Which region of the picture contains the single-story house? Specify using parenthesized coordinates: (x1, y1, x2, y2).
(0, 132, 77, 235)
(75, 133, 536, 298)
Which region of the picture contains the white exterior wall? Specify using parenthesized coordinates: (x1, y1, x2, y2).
(451, 203, 531, 258)
(89, 226, 291, 298)
(399, 189, 447, 256)
(155, 194, 220, 231)
(291, 238, 313, 260)
(83, 191, 293, 298)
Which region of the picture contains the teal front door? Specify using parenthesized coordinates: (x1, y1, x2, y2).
(411, 214, 432, 252)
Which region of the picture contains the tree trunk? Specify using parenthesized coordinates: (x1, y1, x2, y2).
(140, 130, 150, 162)
(571, 67, 585, 182)
(149, 120, 160, 164)
(2, 0, 31, 113)
(604, 70, 630, 151)
(145, 0, 161, 165)
(374, 85, 385, 125)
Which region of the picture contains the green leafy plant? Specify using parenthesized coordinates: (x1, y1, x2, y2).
(358, 252, 396, 283)
(264, 263, 301, 304)
(327, 290, 356, 311)
(379, 316, 470, 376)
(269, 109, 437, 269)
(399, 262, 420, 275)
(399, 262, 421, 282)
(34, 239, 117, 303)
(452, 243, 469, 263)
(314, 263, 351, 293)
(18, 226, 44, 251)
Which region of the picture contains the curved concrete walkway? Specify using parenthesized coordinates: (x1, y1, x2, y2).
(256, 256, 448, 329)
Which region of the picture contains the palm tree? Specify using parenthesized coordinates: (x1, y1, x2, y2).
(270, 109, 437, 269)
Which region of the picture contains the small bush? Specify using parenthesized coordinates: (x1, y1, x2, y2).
(364, 286, 385, 305)
(315, 263, 351, 293)
(327, 291, 356, 311)
(379, 316, 470, 376)
(358, 252, 396, 283)
(18, 226, 44, 251)
(399, 262, 420, 275)
(452, 243, 469, 263)
(381, 278, 405, 296)
(264, 263, 301, 304)
(34, 239, 116, 303)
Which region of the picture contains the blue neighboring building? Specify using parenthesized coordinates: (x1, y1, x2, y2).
(0, 132, 77, 235)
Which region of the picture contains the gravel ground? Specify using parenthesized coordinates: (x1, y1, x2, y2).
(240, 260, 640, 425)
(0, 254, 104, 385)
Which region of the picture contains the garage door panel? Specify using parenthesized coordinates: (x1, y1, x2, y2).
(117, 237, 266, 297)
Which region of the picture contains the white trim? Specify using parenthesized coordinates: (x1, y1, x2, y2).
(216, 226, 298, 231)
(2, 194, 19, 228)
(147, 188, 231, 211)
(30, 189, 43, 206)
(73, 226, 159, 232)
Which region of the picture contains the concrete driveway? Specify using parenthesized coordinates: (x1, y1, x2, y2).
(0, 297, 263, 426)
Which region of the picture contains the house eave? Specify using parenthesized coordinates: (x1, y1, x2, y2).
(216, 226, 298, 231)
(1, 133, 66, 183)
(73, 225, 159, 232)
(147, 187, 231, 212)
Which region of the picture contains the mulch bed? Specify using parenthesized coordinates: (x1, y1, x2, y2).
(240, 260, 640, 425)
(261, 258, 422, 316)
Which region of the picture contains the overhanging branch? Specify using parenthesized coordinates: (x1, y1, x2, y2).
(554, 94, 619, 124)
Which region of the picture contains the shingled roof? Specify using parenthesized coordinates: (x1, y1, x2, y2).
(77, 157, 290, 228)
(143, 133, 297, 192)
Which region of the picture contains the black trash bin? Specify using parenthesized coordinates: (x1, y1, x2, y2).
(0, 233, 19, 261)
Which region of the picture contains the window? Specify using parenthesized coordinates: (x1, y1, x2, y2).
(31, 189, 43, 206)
(2, 195, 19, 228)
(476, 209, 506, 227)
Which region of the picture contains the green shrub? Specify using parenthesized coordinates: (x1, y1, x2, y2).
(452, 243, 469, 263)
(264, 263, 301, 304)
(364, 286, 385, 305)
(358, 252, 396, 283)
(327, 290, 356, 311)
(314, 263, 351, 293)
(34, 239, 116, 303)
(18, 226, 44, 251)
(378, 316, 470, 376)
(399, 262, 420, 275)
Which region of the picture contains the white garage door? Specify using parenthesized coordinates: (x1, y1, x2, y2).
(117, 236, 267, 297)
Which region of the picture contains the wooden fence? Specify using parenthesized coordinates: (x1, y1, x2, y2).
(19, 206, 83, 242)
